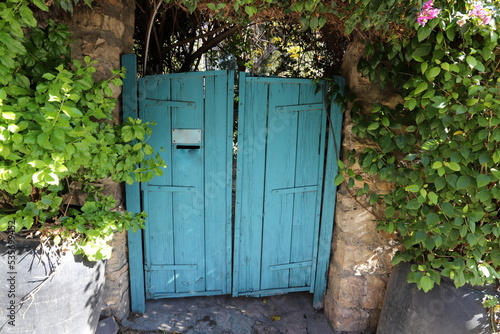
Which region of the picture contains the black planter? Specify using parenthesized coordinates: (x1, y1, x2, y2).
(377, 262, 499, 334)
(0, 235, 105, 333)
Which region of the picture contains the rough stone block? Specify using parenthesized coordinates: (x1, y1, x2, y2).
(362, 275, 387, 309)
(329, 301, 370, 332)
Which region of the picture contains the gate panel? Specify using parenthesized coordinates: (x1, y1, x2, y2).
(140, 71, 233, 298)
(234, 74, 328, 297)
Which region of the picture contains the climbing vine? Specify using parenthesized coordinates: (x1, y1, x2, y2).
(339, 0, 500, 291)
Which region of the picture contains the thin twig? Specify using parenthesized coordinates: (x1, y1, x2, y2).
(144, 0, 164, 76)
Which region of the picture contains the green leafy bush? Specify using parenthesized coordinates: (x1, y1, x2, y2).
(339, 0, 499, 291)
(0, 1, 165, 261)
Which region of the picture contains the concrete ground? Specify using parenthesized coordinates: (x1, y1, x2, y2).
(119, 292, 335, 334)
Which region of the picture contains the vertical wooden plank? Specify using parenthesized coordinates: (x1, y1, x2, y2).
(233, 74, 268, 295)
(305, 82, 328, 293)
(122, 54, 146, 313)
(289, 82, 324, 288)
(313, 76, 345, 308)
(170, 75, 206, 293)
(204, 72, 233, 294)
(224, 71, 235, 293)
(142, 76, 176, 296)
(260, 81, 299, 291)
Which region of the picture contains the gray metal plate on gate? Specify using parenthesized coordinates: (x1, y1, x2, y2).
(172, 129, 202, 144)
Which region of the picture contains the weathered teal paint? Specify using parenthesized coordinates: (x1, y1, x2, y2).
(122, 54, 146, 313)
(140, 71, 234, 299)
(122, 59, 344, 310)
(313, 76, 345, 308)
(233, 74, 339, 303)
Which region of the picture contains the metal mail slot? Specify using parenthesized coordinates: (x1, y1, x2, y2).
(172, 129, 202, 144)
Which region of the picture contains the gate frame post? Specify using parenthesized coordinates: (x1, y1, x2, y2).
(122, 54, 146, 313)
(313, 76, 345, 309)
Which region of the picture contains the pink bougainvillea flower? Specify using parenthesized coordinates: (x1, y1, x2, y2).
(417, 0, 441, 26)
(469, 3, 493, 26)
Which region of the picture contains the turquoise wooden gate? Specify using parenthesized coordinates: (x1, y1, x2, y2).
(122, 55, 344, 312)
(234, 74, 329, 302)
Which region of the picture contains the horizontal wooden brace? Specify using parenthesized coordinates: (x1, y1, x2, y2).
(146, 185, 195, 192)
(275, 103, 323, 112)
(146, 264, 197, 271)
(269, 260, 313, 271)
(236, 286, 311, 297)
(152, 290, 224, 299)
(271, 185, 318, 195)
(146, 99, 196, 109)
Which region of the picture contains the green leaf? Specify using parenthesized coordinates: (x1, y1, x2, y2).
(19, 4, 37, 27)
(414, 82, 428, 95)
(0, 215, 15, 231)
(369, 193, 379, 205)
(418, 25, 432, 42)
(367, 122, 380, 130)
(442, 203, 455, 217)
(491, 249, 500, 267)
(428, 191, 438, 205)
(406, 98, 417, 110)
(476, 174, 490, 187)
(422, 139, 439, 151)
(432, 161, 443, 169)
(31, 0, 49, 10)
(405, 185, 420, 192)
(244, 5, 258, 17)
(478, 189, 491, 202)
(434, 177, 446, 190)
(465, 56, 477, 69)
(309, 16, 319, 30)
(466, 210, 484, 223)
(405, 125, 417, 132)
(445, 162, 461, 171)
(434, 234, 443, 248)
(424, 238, 435, 251)
(426, 212, 440, 227)
(1, 112, 16, 121)
(334, 174, 344, 186)
(456, 176, 471, 190)
(426, 67, 441, 81)
(414, 231, 427, 244)
(386, 206, 396, 218)
(419, 276, 434, 292)
(421, 62, 428, 74)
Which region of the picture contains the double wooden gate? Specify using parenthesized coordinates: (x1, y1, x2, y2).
(122, 55, 343, 312)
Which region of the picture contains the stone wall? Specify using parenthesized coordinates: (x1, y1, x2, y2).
(67, 0, 135, 321)
(323, 36, 402, 333)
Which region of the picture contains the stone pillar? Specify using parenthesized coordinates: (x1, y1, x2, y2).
(323, 36, 402, 333)
(67, 0, 135, 321)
